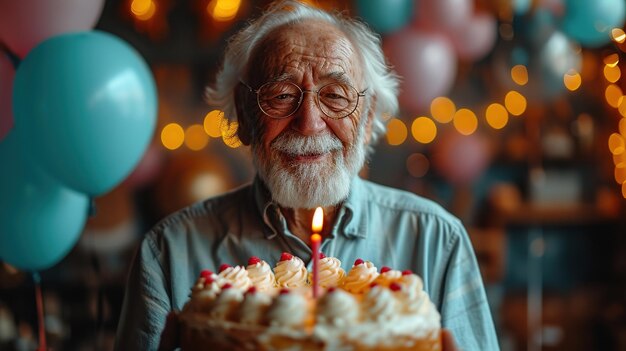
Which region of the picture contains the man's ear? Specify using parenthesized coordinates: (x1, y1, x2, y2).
(234, 83, 253, 146)
(363, 95, 377, 145)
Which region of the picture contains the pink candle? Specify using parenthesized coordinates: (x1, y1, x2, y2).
(311, 207, 323, 298)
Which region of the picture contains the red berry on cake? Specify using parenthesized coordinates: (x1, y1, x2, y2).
(248, 256, 262, 265)
(389, 282, 402, 292)
(319, 252, 326, 259)
(354, 258, 364, 266)
(222, 283, 233, 290)
(380, 266, 392, 273)
(279, 288, 290, 295)
(280, 252, 293, 261)
(402, 270, 413, 276)
(327, 287, 337, 293)
(219, 264, 232, 273)
(246, 286, 257, 294)
(200, 269, 214, 279)
(369, 282, 379, 288)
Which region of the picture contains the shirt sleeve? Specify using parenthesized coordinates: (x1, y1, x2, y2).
(115, 234, 171, 351)
(440, 227, 500, 351)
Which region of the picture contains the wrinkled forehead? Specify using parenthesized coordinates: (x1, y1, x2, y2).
(247, 19, 364, 87)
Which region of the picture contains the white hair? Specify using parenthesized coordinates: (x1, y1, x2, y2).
(205, 0, 400, 149)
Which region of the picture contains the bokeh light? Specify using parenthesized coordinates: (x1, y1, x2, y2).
(604, 64, 621, 83)
(185, 124, 209, 151)
(604, 53, 620, 67)
(430, 97, 456, 123)
(614, 149, 626, 165)
(564, 69, 582, 91)
(620, 118, 626, 136)
(411, 117, 437, 144)
(453, 109, 478, 135)
(612, 28, 626, 43)
(406, 153, 430, 178)
(622, 181, 626, 199)
(504, 91, 527, 116)
(386, 118, 408, 146)
(208, 0, 241, 21)
(131, 0, 156, 20)
(204, 110, 224, 138)
(221, 120, 242, 148)
(485, 103, 509, 130)
(605, 84, 623, 108)
(161, 123, 185, 150)
(511, 65, 528, 86)
(609, 132, 626, 154)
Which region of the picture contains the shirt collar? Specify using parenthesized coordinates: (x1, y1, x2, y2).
(252, 175, 369, 240)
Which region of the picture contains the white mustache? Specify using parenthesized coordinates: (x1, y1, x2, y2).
(271, 131, 343, 156)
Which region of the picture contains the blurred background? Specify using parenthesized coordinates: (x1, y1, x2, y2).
(1, 0, 626, 350)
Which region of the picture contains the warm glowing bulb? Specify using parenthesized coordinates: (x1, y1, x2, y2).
(563, 70, 582, 91)
(312, 207, 323, 233)
(504, 91, 527, 116)
(131, 0, 156, 20)
(411, 117, 437, 144)
(185, 124, 209, 151)
(620, 118, 626, 137)
(386, 118, 408, 146)
(453, 109, 478, 135)
(430, 97, 456, 123)
(161, 123, 185, 150)
(486, 103, 509, 130)
(209, 0, 241, 21)
(204, 110, 224, 138)
(511, 65, 529, 86)
(604, 65, 621, 83)
(604, 53, 620, 67)
(612, 28, 626, 43)
(605, 84, 623, 108)
(609, 133, 626, 154)
(615, 163, 626, 184)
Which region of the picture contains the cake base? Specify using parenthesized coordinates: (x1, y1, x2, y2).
(181, 323, 441, 351)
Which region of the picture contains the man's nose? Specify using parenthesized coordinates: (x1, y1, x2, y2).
(291, 92, 327, 136)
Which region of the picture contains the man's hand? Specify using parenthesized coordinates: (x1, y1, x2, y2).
(442, 328, 459, 351)
(158, 311, 180, 351)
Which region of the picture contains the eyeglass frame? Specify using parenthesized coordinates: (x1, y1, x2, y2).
(239, 79, 368, 120)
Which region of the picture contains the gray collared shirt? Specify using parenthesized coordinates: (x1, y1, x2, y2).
(115, 176, 499, 350)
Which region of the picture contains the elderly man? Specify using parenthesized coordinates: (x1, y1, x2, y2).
(115, 1, 499, 350)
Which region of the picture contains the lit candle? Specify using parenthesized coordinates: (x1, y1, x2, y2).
(311, 207, 323, 298)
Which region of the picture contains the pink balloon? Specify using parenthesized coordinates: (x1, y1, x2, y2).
(0, 52, 14, 141)
(432, 131, 492, 185)
(449, 13, 498, 61)
(0, 0, 104, 58)
(384, 29, 457, 113)
(416, 0, 473, 30)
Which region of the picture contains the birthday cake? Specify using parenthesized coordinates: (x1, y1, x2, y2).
(178, 253, 441, 351)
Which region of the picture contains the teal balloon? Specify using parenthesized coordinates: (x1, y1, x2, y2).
(560, 0, 626, 47)
(355, 0, 414, 34)
(0, 131, 89, 271)
(13, 30, 157, 195)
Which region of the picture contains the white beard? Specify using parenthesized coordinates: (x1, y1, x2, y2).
(253, 125, 367, 209)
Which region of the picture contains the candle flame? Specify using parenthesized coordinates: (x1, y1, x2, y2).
(312, 207, 323, 232)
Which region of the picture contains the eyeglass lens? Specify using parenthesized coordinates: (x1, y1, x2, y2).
(257, 82, 359, 119)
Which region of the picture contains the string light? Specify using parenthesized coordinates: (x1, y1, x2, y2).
(563, 69, 582, 91)
(204, 110, 224, 138)
(453, 109, 478, 135)
(430, 97, 456, 123)
(411, 117, 437, 144)
(208, 0, 241, 21)
(605, 84, 623, 108)
(504, 91, 527, 116)
(161, 123, 185, 150)
(485, 103, 509, 130)
(386, 118, 408, 146)
(130, 0, 156, 20)
(185, 124, 210, 151)
(511, 65, 529, 86)
(612, 28, 626, 43)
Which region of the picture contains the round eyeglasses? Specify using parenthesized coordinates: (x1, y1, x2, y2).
(241, 80, 367, 119)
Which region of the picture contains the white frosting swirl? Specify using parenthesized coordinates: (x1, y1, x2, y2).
(316, 289, 359, 326)
(266, 292, 309, 327)
(218, 265, 252, 291)
(209, 288, 244, 320)
(274, 257, 308, 288)
(237, 291, 272, 325)
(309, 257, 345, 288)
(246, 261, 276, 291)
(373, 269, 402, 287)
(342, 261, 379, 294)
(361, 285, 397, 321)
